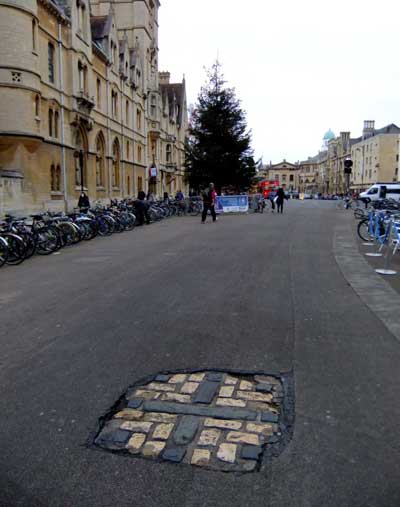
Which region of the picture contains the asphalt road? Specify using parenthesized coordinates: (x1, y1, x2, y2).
(1, 201, 400, 507)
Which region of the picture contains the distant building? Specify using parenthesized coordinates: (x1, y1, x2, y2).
(0, 0, 188, 215)
(267, 160, 299, 191)
(350, 121, 400, 191)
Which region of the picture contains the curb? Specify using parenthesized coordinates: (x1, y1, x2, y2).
(334, 223, 400, 342)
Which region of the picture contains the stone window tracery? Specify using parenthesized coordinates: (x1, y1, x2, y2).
(112, 139, 121, 188)
(48, 43, 55, 83)
(48, 109, 53, 137)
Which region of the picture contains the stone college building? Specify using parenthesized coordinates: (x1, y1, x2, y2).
(0, 0, 188, 214)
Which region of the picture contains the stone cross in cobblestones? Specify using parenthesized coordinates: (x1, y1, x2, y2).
(94, 370, 286, 473)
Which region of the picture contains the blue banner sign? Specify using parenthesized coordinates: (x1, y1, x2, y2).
(215, 195, 249, 213)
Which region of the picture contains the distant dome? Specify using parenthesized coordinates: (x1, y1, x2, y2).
(323, 129, 336, 141)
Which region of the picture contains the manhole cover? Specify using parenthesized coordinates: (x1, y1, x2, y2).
(91, 370, 294, 473)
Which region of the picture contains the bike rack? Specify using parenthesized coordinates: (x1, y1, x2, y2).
(375, 220, 397, 276)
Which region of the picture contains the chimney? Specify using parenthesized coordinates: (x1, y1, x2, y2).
(159, 71, 170, 85)
(362, 120, 375, 140)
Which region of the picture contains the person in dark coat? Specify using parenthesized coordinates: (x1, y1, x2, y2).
(276, 187, 286, 214)
(135, 191, 150, 225)
(78, 192, 90, 210)
(201, 183, 217, 223)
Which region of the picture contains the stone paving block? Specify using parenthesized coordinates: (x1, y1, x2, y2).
(161, 393, 191, 403)
(120, 421, 153, 433)
(224, 375, 238, 385)
(246, 423, 274, 436)
(162, 447, 186, 463)
(127, 399, 144, 409)
(261, 411, 279, 423)
(134, 390, 161, 400)
(216, 398, 246, 408)
(143, 412, 177, 423)
(204, 418, 242, 430)
(189, 373, 206, 382)
(146, 382, 176, 392)
(142, 441, 166, 457)
(237, 391, 273, 402)
(207, 372, 223, 382)
(173, 415, 199, 445)
(198, 429, 221, 446)
(226, 431, 260, 445)
(247, 401, 278, 412)
(155, 374, 170, 382)
(191, 449, 210, 466)
(114, 409, 144, 421)
(239, 380, 254, 391)
(255, 375, 280, 385)
(256, 383, 273, 393)
(95, 422, 131, 447)
(168, 374, 187, 384)
(241, 445, 263, 460)
(217, 443, 237, 463)
(181, 382, 199, 394)
(126, 433, 146, 453)
(153, 423, 174, 440)
(193, 381, 220, 404)
(219, 386, 235, 398)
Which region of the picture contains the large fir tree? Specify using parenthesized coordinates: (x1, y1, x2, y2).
(186, 62, 256, 193)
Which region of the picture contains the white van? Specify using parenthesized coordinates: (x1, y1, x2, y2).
(360, 183, 400, 201)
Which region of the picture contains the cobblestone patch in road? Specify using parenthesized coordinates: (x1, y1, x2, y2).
(92, 370, 294, 473)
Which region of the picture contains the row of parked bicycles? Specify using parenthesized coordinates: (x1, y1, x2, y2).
(354, 200, 400, 256)
(337, 197, 400, 256)
(0, 198, 203, 268)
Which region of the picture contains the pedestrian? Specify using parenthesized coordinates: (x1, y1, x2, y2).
(269, 191, 276, 213)
(276, 187, 286, 214)
(135, 190, 150, 225)
(78, 191, 90, 211)
(201, 183, 217, 223)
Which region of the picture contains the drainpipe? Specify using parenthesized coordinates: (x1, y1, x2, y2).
(58, 21, 67, 210)
(106, 65, 112, 200)
(120, 80, 125, 197)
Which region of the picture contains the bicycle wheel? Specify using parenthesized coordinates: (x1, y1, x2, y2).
(0, 236, 9, 267)
(4, 233, 26, 265)
(190, 204, 201, 217)
(82, 221, 97, 240)
(57, 222, 79, 246)
(35, 227, 61, 255)
(354, 208, 366, 220)
(357, 219, 373, 242)
(18, 231, 36, 259)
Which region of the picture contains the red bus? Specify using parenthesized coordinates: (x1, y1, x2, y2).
(259, 180, 279, 198)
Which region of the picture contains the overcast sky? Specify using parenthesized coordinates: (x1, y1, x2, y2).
(158, 0, 400, 164)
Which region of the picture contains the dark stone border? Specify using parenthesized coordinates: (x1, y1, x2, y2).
(87, 368, 295, 475)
